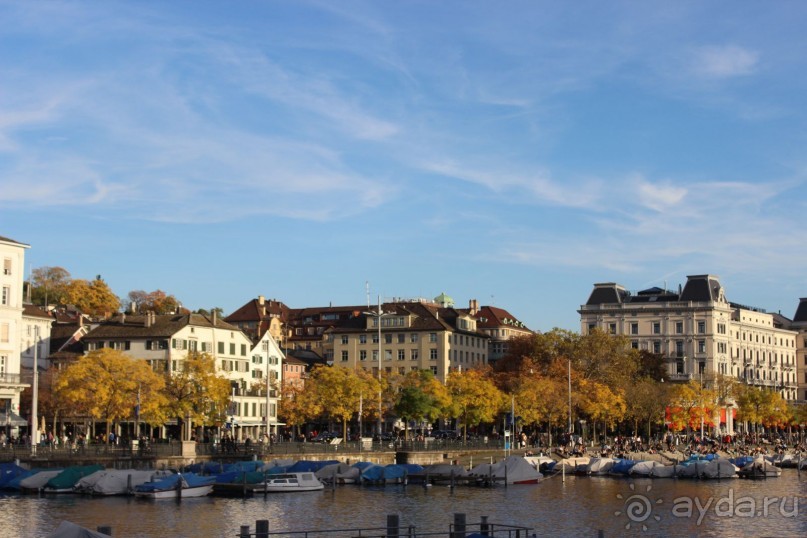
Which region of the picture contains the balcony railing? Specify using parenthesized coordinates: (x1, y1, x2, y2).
(0, 373, 25, 385)
(667, 373, 692, 381)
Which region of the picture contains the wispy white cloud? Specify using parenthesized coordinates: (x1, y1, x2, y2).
(691, 45, 759, 79)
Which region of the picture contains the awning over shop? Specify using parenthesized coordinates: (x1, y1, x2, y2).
(0, 411, 28, 426)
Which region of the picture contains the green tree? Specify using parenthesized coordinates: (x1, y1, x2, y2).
(394, 370, 449, 439)
(53, 349, 166, 442)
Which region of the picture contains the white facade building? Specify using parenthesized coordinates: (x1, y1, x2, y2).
(579, 274, 798, 401)
(0, 235, 31, 431)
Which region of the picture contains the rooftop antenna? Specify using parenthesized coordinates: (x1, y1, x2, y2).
(366, 281, 370, 308)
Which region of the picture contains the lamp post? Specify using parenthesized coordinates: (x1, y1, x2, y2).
(265, 354, 273, 444)
(31, 327, 40, 455)
(363, 296, 394, 437)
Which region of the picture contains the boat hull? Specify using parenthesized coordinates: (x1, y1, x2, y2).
(134, 484, 213, 499)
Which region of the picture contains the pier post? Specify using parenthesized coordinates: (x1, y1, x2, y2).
(452, 513, 466, 538)
(97, 526, 112, 536)
(240, 525, 251, 538)
(256, 519, 269, 538)
(387, 514, 399, 538)
(480, 516, 489, 536)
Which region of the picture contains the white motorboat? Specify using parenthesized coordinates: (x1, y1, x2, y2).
(258, 472, 324, 493)
(628, 460, 676, 478)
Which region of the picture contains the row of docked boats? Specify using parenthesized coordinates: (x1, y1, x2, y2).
(535, 453, 794, 479)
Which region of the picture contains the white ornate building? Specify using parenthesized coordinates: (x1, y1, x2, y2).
(579, 274, 798, 400)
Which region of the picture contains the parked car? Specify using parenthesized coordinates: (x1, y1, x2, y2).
(312, 432, 338, 443)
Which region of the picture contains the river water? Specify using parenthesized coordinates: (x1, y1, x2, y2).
(2, 471, 805, 537)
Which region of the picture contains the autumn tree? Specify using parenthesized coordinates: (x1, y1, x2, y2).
(126, 289, 182, 314)
(510, 366, 568, 446)
(162, 351, 231, 439)
(667, 380, 716, 435)
(578, 378, 627, 441)
(301, 365, 379, 441)
(29, 266, 71, 307)
(64, 276, 121, 317)
(53, 349, 167, 442)
(624, 377, 669, 440)
(735, 386, 790, 432)
(445, 368, 505, 441)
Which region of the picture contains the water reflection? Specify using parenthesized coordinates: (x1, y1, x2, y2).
(2, 471, 805, 537)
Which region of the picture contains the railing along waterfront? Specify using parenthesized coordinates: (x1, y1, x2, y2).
(237, 514, 534, 538)
(0, 437, 509, 463)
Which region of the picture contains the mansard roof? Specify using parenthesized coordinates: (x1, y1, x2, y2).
(585, 283, 630, 305)
(679, 274, 723, 302)
(794, 298, 807, 323)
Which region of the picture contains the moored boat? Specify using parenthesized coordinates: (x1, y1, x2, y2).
(134, 472, 215, 499)
(257, 472, 324, 493)
(738, 457, 781, 479)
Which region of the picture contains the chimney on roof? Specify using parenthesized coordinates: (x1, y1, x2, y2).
(145, 311, 152, 328)
(121, 313, 126, 325)
(212, 309, 217, 326)
(469, 299, 479, 315)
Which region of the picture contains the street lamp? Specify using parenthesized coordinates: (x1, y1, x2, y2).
(363, 296, 394, 437)
(31, 327, 40, 455)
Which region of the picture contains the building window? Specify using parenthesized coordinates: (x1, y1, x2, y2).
(360, 350, 367, 361)
(410, 334, 419, 343)
(429, 349, 437, 360)
(1, 286, 9, 306)
(429, 333, 438, 343)
(430, 366, 438, 375)
(698, 340, 706, 354)
(384, 349, 392, 361)
(697, 321, 706, 334)
(411, 349, 419, 361)
(630, 323, 638, 335)
(652, 322, 661, 334)
(372, 350, 378, 361)
(341, 350, 348, 362)
(229, 343, 236, 355)
(653, 341, 661, 354)
(341, 335, 349, 345)
(372, 333, 379, 344)
(397, 334, 405, 344)
(2, 258, 10, 275)
(676, 341, 684, 357)
(631, 341, 639, 349)
(398, 349, 405, 361)
(588, 323, 596, 333)
(359, 334, 367, 344)
(675, 321, 683, 334)
(609, 323, 616, 335)
(385, 334, 392, 344)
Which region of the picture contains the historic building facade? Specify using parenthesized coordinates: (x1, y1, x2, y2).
(579, 274, 798, 400)
(0, 235, 32, 432)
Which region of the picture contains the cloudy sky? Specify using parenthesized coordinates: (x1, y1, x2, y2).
(2, 1, 806, 330)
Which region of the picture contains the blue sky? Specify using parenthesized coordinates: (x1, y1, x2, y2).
(2, 1, 806, 331)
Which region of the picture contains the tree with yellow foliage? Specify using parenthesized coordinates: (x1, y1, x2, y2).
(53, 349, 166, 442)
(63, 276, 121, 317)
(162, 351, 231, 438)
(302, 365, 377, 441)
(446, 368, 505, 442)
